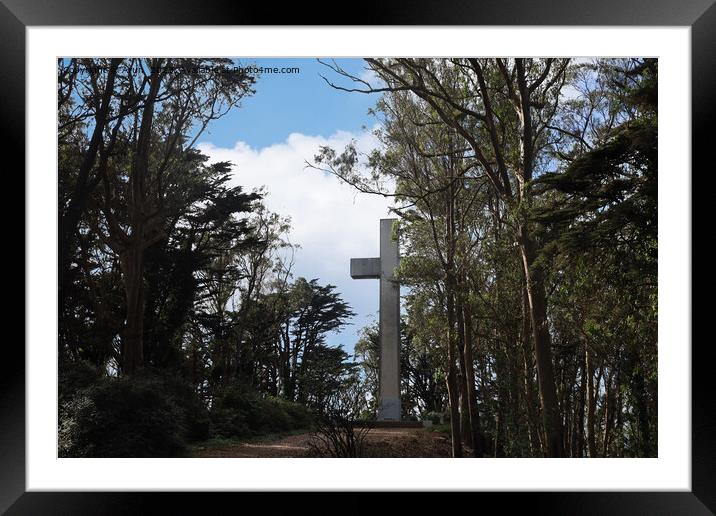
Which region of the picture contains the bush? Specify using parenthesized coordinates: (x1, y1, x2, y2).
(307, 382, 372, 457)
(58, 360, 100, 412)
(210, 388, 313, 439)
(148, 369, 211, 442)
(59, 372, 187, 457)
(423, 411, 444, 425)
(274, 398, 313, 429)
(307, 410, 372, 458)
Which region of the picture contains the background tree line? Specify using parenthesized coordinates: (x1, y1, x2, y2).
(315, 58, 657, 457)
(58, 58, 360, 456)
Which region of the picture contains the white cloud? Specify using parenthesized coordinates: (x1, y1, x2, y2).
(197, 129, 390, 351)
(358, 65, 386, 89)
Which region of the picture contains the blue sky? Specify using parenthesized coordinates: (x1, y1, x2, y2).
(197, 58, 392, 356)
(202, 58, 377, 149)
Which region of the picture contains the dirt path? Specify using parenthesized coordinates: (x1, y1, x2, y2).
(191, 428, 452, 458)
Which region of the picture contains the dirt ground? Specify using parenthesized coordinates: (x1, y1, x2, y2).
(191, 428, 452, 458)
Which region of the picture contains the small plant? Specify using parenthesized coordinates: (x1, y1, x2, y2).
(307, 383, 372, 458)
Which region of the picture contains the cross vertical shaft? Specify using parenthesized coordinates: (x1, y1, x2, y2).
(378, 219, 400, 420)
(350, 218, 400, 421)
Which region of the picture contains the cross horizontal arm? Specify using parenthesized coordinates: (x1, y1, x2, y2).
(350, 257, 381, 279)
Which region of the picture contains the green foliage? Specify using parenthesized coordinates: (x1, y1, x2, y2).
(354, 320, 446, 420)
(210, 387, 314, 439)
(275, 277, 356, 405)
(150, 369, 212, 442)
(535, 59, 657, 281)
(423, 411, 444, 425)
(59, 372, 188, 457)
(58, 359, 100, 408)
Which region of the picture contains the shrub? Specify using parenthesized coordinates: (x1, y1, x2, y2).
(307, 409, 372, 458)
(58, 360, 100, 411)
(423, 411, 443, 425)
(59, 372, 187, 457)
(257, 397, 293, 432)
(307, 382, 371, 457)
(275, 398, 313, 429)
(210, 407, 251, 438)
(148, 369, 211, 442)
(210, 387, 258, 438)
(209, 388, 314, 439)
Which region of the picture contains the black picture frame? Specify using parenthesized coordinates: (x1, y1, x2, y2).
(3, 0, 711, 513)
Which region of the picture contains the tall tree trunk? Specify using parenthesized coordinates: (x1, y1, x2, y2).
(562, 353, 578, 457)
(521, 285, 543, 456)
(120, 62, 162, 375)
(120, 243, 145, 374)
(456, 301, 473, 449)
(446, 281, 462, 457)
(629, 349, 654, 456)
(518, 225, 563, 457)
(279, 322, 297, 401)
(512, 59, 563, 457)
(614, 374, 624, 457)
(602, 369, 616, 456)
(576, 347, 587, 457)
(444, 163, 462, 458)
(586, 344, 598, 457)
(463, 302, 486, 457)
(494, 346, 508, 458)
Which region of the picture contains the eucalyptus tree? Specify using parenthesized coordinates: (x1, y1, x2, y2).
(533, 58, 658, 456)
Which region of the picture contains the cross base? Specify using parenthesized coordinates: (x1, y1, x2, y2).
(353, 420, 424, 429)
(378, 396, 401, 421)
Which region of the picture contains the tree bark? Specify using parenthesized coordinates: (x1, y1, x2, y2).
(586, 344, 598, 457)
(521, 282, 543, 456)
(444, 160, 462, 458)
(446, 288, 463, 458)
(576, 346, 587, 457)
(119, 62, 162, 375)
(518, 224, 563, 457)
(456, 301, 473, 449)
(120, 244, 145, 374)
(602, 369, 615, 456)
(462, 302, 486, 457)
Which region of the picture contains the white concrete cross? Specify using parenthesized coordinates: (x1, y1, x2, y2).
(350, 218, 400, 421)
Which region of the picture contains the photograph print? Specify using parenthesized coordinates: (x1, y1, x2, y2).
(57, 57, 657, 459)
